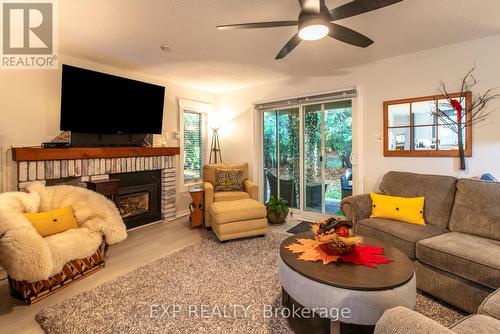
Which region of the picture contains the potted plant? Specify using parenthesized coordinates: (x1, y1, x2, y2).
(266, 196, 289, 225)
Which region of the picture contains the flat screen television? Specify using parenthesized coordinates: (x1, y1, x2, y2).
(60, 64, 165, 134)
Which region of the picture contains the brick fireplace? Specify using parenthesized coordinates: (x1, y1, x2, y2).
(12, 147, 180, 225)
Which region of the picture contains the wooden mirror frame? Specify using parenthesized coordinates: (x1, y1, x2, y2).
(383, 92, 472, 157)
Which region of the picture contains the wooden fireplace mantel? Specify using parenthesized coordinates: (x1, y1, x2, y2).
(12, 147, 180, 161)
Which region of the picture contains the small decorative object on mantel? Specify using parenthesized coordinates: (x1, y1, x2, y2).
(286, 217, 392, 268)
(42, 131, 71, 148)
(266, 196, 289, 225)
(52, 131, 71, 143)
(141, 134, 153, 148)
(434, 65, 500, 171)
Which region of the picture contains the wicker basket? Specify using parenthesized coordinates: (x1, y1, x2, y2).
(313, 217, 361, 256)
(318, 243, 355, 256)
(8, 242, 108, 305)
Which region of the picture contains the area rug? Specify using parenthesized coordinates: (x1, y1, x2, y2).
(286, 221, 312, 234)
(36, 233, 465, 334)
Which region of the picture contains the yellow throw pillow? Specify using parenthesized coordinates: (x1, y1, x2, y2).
(24, 206, 79, 237)
(370, 193, 425, 225)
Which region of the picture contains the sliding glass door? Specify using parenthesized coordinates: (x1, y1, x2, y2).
(263, 110, 277, 203)
(304, 104, 323, 213)
(303, 100, 352, 215)
(263, 107, 300, 209)
(323, 101, 352, 214)
(262, 100, 352, 217)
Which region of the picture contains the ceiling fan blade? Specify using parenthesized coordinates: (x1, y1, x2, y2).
(216, 21, 297, 30)
(328, 23, 373, 47)
(275, 34, 302, 60)
(298, 0, 321, 14)
(330, 0, 403, 21)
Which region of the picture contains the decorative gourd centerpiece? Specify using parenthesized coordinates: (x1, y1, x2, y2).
(312, 218, 363, 255)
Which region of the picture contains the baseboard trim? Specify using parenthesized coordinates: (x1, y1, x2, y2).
(126, 211, 189, 232)
(176, 210, 190, 219)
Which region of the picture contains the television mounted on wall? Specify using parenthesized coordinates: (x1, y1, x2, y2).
(60, 64, 165, 135)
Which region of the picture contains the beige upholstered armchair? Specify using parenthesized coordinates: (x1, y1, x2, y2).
(202, 163, 258, 227)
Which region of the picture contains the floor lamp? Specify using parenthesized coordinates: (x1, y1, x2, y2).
(209, 127, 222, 164)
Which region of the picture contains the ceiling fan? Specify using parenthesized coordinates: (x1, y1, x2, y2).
(216, 0, 403, 59)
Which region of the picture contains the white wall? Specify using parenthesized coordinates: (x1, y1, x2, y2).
(0, 54, 215, 213)
(2, 35, 500, 211)
(215, 34, 500, 192)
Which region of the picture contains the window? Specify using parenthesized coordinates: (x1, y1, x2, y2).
(179, 99, 210, 186)
(183, 111, 207, 182)
(383, 92, 471, 157)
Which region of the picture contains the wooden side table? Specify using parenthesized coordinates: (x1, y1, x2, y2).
(188, 185, 204, 228)
(85, 179, 120, 204)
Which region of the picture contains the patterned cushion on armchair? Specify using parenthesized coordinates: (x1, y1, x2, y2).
(203, 163, 249, 186)
(215, 168, 243, 192)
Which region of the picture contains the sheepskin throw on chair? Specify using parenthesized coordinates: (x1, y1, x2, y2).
(0, 182, 127, 304)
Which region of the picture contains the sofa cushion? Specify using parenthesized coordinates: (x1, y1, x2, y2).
(379, 171, 457, 229)
(449, 314, 500, 334)
(370, 192, 425, 225)
(356, 218, 447, 259)
(214, 168, 243, 192)
(414, 261, 490, 314)
(214, 191, 250, 202)
(209, 199, 266, 225)
(479, 288, 500, 320)
(374, 307, 455, 334)
(24, 206, 79, 237)
(449, 179, 500, 241)
(203, 163, 249, 186)
(416, 232, 500, 289)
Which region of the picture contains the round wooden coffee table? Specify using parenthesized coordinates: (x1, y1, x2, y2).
(278, 232, 415, 334)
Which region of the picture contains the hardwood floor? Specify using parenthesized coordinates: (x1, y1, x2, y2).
(0, 216, 298, 334)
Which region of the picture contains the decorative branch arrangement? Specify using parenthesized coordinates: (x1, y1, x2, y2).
(434, 66, 500, 170)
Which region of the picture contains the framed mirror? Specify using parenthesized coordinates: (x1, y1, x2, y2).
(383, 92, 472, 157)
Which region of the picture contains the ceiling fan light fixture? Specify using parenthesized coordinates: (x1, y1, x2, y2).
(218, 0, 397, 59)
(298, 16, 330, 41)
(299, 24, 329, 41)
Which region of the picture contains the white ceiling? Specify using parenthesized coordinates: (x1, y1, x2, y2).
(60, 0, 500, 93)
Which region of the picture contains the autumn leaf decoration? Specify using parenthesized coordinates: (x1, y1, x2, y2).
(287, 238, 340, 264)
(286, 218, 393, 268)
(285, 238, 392, 268)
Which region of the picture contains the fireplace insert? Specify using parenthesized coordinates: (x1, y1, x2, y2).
(111, 170, 162, 229)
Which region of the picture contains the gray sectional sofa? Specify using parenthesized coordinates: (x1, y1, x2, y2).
(341, 171, 500, 314)
(374, 288, 500, 333)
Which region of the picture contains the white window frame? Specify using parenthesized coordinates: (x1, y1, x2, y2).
(179, 99, 212, 192)
(253, 87, 365, 222)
